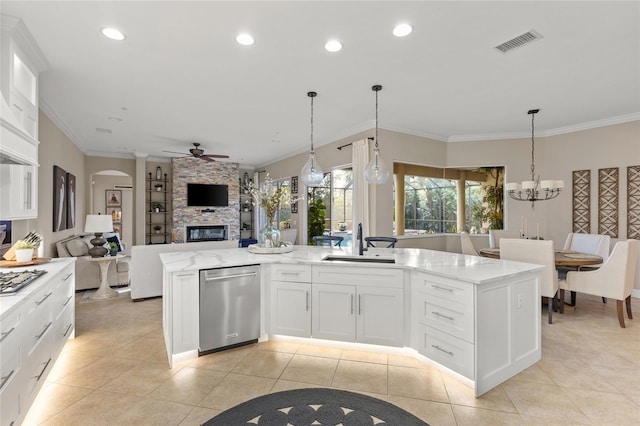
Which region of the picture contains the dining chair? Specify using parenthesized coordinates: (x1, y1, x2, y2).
(560, 239, 638, 328)
(460, 232, 478, 256)
(365, 236, 398, 248)
(312, 235, 344, 247)
(488, 230, 521, 249)
(561, 232, 611, 303)
(500, 238, 564, 324)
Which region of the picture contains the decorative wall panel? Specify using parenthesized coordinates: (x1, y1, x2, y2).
(598, 167, 618, 238)
(628, 165, 640, 239)
(572, 170, 590, 233)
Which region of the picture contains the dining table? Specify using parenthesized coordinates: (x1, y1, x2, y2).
(478, 247, 603, 308)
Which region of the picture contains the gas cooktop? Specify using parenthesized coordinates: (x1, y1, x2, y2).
(0, 269, 48, 295)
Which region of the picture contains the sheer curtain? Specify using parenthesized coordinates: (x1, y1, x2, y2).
(352, 139, 369, 238)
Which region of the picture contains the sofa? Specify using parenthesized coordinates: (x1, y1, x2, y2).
(55, 233, 130, 291)
(130, 240, 238, 300)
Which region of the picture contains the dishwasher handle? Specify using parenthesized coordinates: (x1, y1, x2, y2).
(204, 272, 257, 281)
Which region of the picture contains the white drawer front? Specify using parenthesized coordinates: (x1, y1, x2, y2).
(271, 264, 312, 283)
(0, 343, 20, 394)
(414, 292, 474, 343)
(53, 307, 74, 355)
(419, 324, 474, 380)
(414, 272, 473, 306)
(312, 265, 403, 288)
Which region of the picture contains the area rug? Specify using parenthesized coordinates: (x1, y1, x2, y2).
(203, 388, 429, 426)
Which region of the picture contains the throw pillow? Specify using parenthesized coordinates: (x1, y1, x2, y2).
(106, 235, 122, 252)
(66, 239, 88, 257)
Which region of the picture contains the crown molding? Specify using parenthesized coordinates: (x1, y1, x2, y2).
(39, 97, 88, 152)
(1, 14, 49, 72)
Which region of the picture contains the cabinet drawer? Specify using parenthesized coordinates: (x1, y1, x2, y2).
(312, 265, 403, 288)
(0, 375, 21, 426)
(414, 272, 473, 306)
(24, 287, 55, 358)
(0, 343, 20, 394)
(414, 293, 474, 343)
(271, 264, 311, 283)
(53, 269, 75, 316)
(1, 308, 22, 353)
(22, 332, 52, 402)
(53, 307, 74, 356)
(419, 324, 474, 380)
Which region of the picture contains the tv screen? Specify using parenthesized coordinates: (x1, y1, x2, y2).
(187, 183, 229, 207)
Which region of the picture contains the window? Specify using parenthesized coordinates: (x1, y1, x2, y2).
(307, 169, 353, 245)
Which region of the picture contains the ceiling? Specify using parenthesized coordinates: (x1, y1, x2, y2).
(2, 1, 639, 168)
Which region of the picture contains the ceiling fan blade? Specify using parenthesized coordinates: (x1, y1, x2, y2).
(162, 150, 189, 155)
(201, 156, 216, 162)
(203, 154, 230, 159)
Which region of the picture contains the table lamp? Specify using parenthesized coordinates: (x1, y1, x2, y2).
(84, 214, 113, 257)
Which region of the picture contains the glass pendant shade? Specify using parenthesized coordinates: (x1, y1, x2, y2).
(301, 151, 324, 186)
(364, 148, 390, 184)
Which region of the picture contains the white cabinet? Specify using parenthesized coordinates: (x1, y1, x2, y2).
(0, 260, 75, 426)
(312, 266, 404, 347)
(0, 163, 38, 220)
(163, 270, 199, 366)
(270, 265, 311, 338)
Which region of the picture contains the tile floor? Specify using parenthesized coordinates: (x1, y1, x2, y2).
(23, 291, 640, 425)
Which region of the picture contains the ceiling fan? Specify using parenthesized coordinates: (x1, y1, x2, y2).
(163, 143, 229, 162)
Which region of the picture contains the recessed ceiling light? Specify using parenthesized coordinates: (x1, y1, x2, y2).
(101, 27, 125, 41)
(324, 39, 342, 52)
(393, 23, 413, 37)
(236, 33, 254, 46)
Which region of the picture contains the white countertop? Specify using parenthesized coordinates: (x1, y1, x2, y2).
(0, 257, 76, 319)
(160, 246, 542, 284)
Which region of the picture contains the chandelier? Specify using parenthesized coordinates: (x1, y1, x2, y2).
(505, 109, 563, 208)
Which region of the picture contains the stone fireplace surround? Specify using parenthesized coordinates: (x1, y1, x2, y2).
(171, 158, 240, 243)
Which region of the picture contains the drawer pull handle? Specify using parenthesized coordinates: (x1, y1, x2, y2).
(36, 292, 53, 305)
(205, 272, 256, 281)
(63, 272, 73, 281)
(35, 358, 52, 381)
(280, 271, 301, 275)
(358, 294, 362, 316)
(62, 323, 73, 337)
(432, 345, 454, 356)
(1, 369, 15, 390)
(351, 294, 354, 315)
(63, 296, 73, 307)
(1, 327, 15, 343)
(431, 285, 454, 293)
(36, 322, 53, 340)
(432, 311, 455, 321)
(305, 291, 309, 312)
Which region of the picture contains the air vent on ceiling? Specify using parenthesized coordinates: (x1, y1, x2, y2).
(495, 30, 543, 53)
(96, 127, 112, 134)
(114, 184, 133, 190)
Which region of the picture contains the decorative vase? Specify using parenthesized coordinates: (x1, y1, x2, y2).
(259, 220, 281, 248)
(15, 248, 34, 262)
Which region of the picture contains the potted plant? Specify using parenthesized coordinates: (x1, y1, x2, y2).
(337, 222, 347, 231)
(14, 239, 35, 262)
(108, 241, 119, 256)
(154, 183, 163, 191)
(152, 203, 163, 213)
(153, 225, 162, 234)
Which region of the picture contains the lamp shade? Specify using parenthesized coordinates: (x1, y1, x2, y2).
(84, 214, 113, 233)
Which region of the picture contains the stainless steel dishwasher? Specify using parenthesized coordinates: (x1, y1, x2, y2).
(199, 264, 260, 355)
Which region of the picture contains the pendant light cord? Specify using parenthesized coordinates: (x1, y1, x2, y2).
(529, 109, 538, 181)
(308, 91, 316, 153)
(375, 88, 379, 150)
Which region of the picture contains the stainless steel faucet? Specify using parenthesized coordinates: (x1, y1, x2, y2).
(357, 222, 366, 255)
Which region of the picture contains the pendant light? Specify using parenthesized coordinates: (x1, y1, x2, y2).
(365, 84, 390, 184)
(300, 91, 324, 187)
(505, 109, 563, 208)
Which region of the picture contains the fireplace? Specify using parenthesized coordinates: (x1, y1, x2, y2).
(186, 225, 228, 242)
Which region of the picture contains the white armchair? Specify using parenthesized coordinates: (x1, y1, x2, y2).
(501, 238, 564, 324)
(561, 239, 638, 328)
(561, 232, 611, 304)
(489, 230, 521, 248)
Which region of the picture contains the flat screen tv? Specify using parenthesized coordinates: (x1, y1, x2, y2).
(187, 183, 229, 207)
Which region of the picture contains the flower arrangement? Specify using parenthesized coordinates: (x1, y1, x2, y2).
(247, 174, 299, 224)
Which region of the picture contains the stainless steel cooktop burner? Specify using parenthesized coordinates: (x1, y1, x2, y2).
(0, 269, 48, 295)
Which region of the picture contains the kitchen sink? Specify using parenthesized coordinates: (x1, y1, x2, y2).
(321, 255, 396, 264)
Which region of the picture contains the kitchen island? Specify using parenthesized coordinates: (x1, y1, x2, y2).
(161, 246, 543, 396)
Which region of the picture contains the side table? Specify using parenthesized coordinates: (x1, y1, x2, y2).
(81, 254, 124, 300)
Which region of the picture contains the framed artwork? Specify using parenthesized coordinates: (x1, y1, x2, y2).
(106, 190, 122, 207)
(107, 207, 122, 223)
(53, 165, 68, 232)
(112, 224, 122, 235)
(66, 172, 76, 229)
(291, 200, 298, 214)
(291, 176, 298, 194)
(628, 165, 640, 239)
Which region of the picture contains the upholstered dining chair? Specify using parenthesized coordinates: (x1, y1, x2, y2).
(488, 230, 521, 249)
(365, 236, 398, 248)
(500, 238, 564, 324)
(460, 232, 478, 256)
(312, 235, 344, 247)
(560, 239, 638, 328)
(561, 232, 611, 304)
